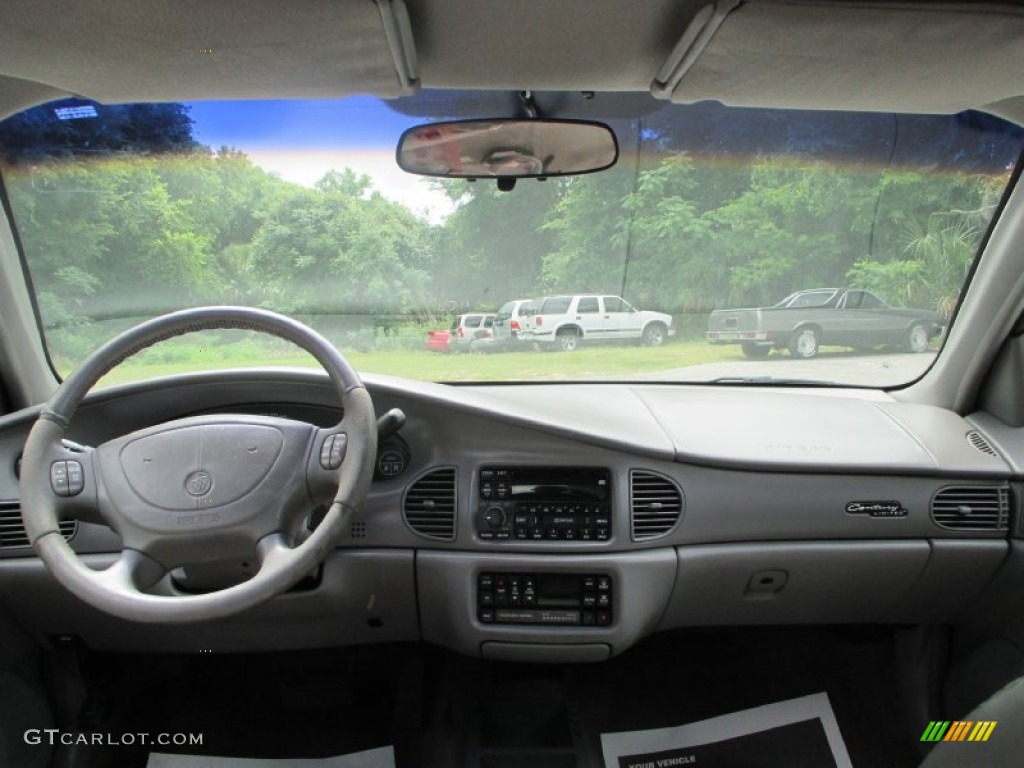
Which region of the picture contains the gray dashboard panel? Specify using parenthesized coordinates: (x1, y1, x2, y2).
(0, 370, 1015, 655)
(631, 386, 1009, 475)
(0, 549, 418, 652)
(659, 539, 1008, 628)
(886, 539, 1010, 623)
(661, 541, 933, 626)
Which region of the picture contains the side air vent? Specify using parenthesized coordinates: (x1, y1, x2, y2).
(0, 502, 77, 549)
(931, 486, 1009, 532)
(966, 430, 998, 457)
(630, 470, 684, 541)
(403, 467, 457, 541)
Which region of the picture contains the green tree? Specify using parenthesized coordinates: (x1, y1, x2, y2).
(847, 172, 1005, 315)
(432, 177, 563, 308)
(703, 159, 881, 307)
(540, 168, 634, 295)
(249, 171, 434, 320)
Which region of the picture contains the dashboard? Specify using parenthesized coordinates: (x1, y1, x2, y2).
(0, 369, 1017, 662)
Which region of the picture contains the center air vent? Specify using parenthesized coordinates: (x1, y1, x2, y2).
(630, 470, 684, 541)
(0, 502, 77, 549)
(403, 467, 457, 541)
(931, 486, 1009, 531)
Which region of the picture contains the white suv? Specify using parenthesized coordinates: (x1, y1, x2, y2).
(520, 294, 673, 351)
(491, 299, 534, 347)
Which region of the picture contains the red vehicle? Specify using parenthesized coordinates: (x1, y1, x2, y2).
(423, 329, 451, 353)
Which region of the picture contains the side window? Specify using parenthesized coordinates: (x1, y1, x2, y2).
(577, 296, 600, 313)
(791, 294, 812, 308)
(859, 292, 885, 309)
(792, 291, 834, 308)
(843, 291, 864, 309)
(450, 316, 462, 332)
(483, 316, 494, 328)
(542, 297, 572, 314)
(603, 296, 625, 313)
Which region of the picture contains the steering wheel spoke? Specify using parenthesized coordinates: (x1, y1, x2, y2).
(256, 532, 294, 573)
(94, 548, 167, 592)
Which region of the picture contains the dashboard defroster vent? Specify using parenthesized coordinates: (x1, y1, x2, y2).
(966, 430, 998, 456)
(931, 486, 1009, 532)
(0, 502, 77, 549)
(630, 470, 683, 541)
(403, 467, 457, 541)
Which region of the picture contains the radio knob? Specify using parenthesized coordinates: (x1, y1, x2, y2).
(483, 506, 506, 530)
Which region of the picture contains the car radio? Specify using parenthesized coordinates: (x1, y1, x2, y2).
(476, 467, 612, 541)
(477, 572, 613, 626)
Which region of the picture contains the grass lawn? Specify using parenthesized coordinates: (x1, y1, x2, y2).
(86, 340, 745, 388)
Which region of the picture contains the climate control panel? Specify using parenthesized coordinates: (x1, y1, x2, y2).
(477, 572, 613, 627)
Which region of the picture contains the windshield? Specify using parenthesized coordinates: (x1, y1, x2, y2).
(1, 92, 1021, 388)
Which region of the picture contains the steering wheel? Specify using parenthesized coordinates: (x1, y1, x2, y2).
(18, 307, 377, 623)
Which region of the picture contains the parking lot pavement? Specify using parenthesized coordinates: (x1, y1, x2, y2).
(643, 351, 938, 387)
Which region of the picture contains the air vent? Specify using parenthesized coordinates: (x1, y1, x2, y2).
(966, 431, 998, 457)
(630, 470, 684, 541)
(931, 486, 1009, 532)
(403, 467, 457, 541)
(0, 502, 77, 549)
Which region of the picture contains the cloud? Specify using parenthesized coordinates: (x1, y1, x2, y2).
(245, 148, 456, 224)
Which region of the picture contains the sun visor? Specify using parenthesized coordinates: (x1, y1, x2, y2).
(652, 1, 1024, 114)
(0, 0, 419, 108)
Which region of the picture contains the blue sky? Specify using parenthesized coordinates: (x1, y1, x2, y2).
(184, 97, 454, 221)
(185, 96, 421, 150)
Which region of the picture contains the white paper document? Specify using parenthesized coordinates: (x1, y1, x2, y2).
(601, 692, 853, 768)
(147, 745, 395, 768)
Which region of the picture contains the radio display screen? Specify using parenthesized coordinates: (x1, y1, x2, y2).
(482, 467, 610, 501)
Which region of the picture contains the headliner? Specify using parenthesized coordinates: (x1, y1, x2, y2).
(2, 0, 1024, 123)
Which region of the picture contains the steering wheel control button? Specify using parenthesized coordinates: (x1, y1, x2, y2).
(66, 461, 85, 496)
(320, 434, 347, 470)
(50, 461, 70, 496)
(50, 460, 86, 496)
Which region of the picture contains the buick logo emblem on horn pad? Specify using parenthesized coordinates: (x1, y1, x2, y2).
(185, 470, 213, 497)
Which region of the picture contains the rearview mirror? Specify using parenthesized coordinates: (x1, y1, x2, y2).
(396, 119, 618, 179)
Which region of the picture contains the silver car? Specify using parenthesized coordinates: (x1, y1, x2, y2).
(449, 312, 495, 352)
